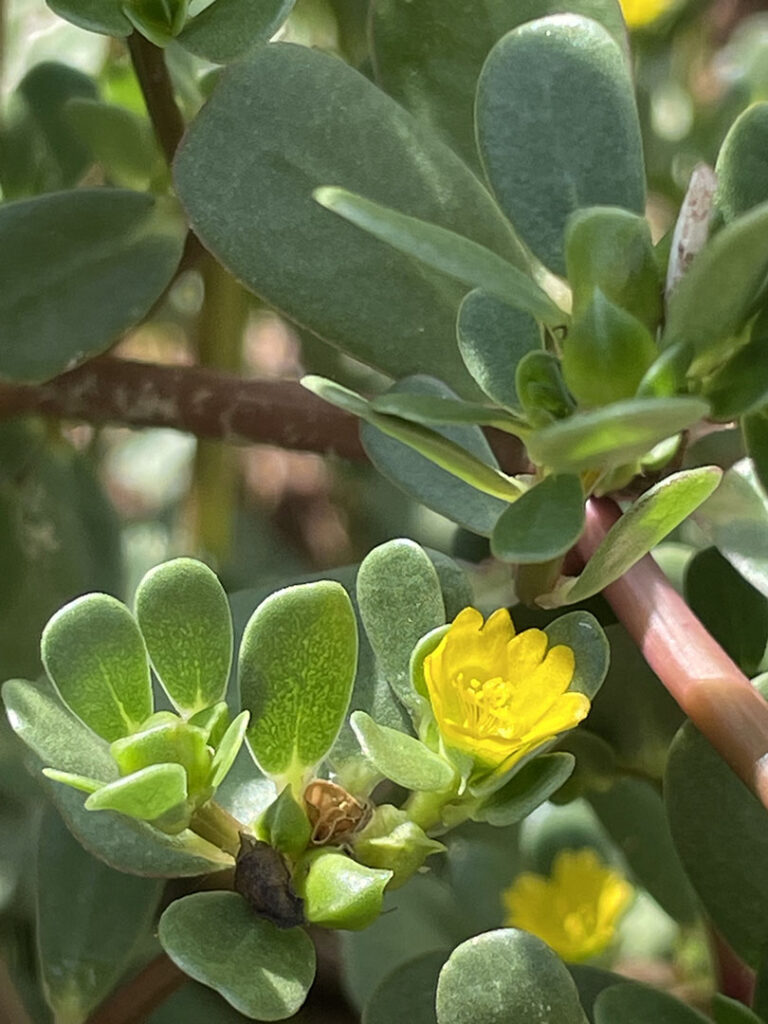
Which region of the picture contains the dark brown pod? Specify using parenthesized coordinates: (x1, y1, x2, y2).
(234, 834, 305, 929)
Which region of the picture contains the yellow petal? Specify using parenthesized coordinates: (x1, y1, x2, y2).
(504, 628, 548, 678)
(518, 691, 591, 749)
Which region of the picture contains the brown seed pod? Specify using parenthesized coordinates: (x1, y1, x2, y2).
(234, 833, 305, 929)
(303, 779, 372, 846)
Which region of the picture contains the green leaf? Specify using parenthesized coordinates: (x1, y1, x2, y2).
(173, 43, 527, 398)
(351, 711, 456, 792)
(664, 201, 768, 361)
(543, 610, 610, 700)
(357, 377, 514, 535)
(0, 190, 185, 383)
(516, 351, 575, 427)
(476, 14, 643, 275)
(685, 547, 768, 676)
(666, 711, 768, 966)
(37, 807, 162, 1024)
(588, 777, 698, 924)
(712, 995, 765, 1024)
(257, 786, 311, 860)
(526, 397, 709, 473)
(491, 474, 585, 564)
(715, 102, 768, 222)
(41, 593, 152, 742)
(567, 964, 627, 1024)
(457, 290, 540, 409)
(65, 98, 160, 189)
(42, 768, 104, 794)
(178, 0, 294, 62)
(239, 581, 358, 784)
(370, 393, 527, 435)
(135, 558, 234, 715)
(356, 539, 445, 712)
(436, 928, 588, 1024)
(370, 0, 627, 170)
(561, 291, 658, 407)
(299, 851, 392, 930)
(110, 720, 212, 796)
(565, 207, 662, 332)
(474, 753, 575, 827)
(3, 678, 232, 876)
(85, 763, 188, 822)
(363, 951, 444, 1024)
(45, 0, 131, 35)
(744, 407, 768, 497)
(702, 331, 768, 421)
(556, 468, 722, 605)
(594, 982, 709, 1023)
(209, 711, 250, 790)
(159, 892, 316, 1019)
(315, 187, 564, 326)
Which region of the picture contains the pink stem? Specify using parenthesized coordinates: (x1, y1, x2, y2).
(578, 498, 768, 812)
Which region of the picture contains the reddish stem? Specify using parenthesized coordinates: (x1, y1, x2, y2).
(577, 498, 768, 812)
(85, 954, 185, 1024)
(709, 927, 755, 1007)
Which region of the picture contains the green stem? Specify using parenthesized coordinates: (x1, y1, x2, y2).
(190, 800, 243, 857)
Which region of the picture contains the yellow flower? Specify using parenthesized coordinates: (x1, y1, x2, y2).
(503, 849, 633, 962)
(422, 607, 589, 774)
(620, 0, 677, 29)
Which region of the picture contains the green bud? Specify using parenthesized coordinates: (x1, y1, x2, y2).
(256, 786, 312, 860)
(189, 702, 231, 748)
(110, 719, 213, 801)
(352, 804, 445, 889)
(565, 206, 662, 332)
(294, 849, 391, 930)
(515, 351, 575, 427)
(122, 0, 190, 45)
(562, 290, 658, 407)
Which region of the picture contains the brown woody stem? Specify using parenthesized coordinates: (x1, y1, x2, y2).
(85, 954, 185, 1024)
(127, 33, 184, 165)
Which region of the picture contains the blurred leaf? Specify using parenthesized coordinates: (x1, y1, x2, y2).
(712, 995, 765, 1024)
(666, 711, 768, 966)
(516, 350, 575, 427)
(174, 43, 526, 397)
(476, 15, 643, 275)
(716, 102, 768, 222)
(46, 0, 131, 34)
(351, 711, 455, 791)
(457, 291, 539, 409)
(363, 951, 444, 1024)
(315, 187, 563, 325)
(474, 753, 575, 827)
(41, 594, 151, 743)
(526, 398, 709, 473)
(594, 982, 708, 1023)
(149, 983, 254, 1024)
(300, 851, 391, 930)
(0, 190, 185, 383)
(370, 394, 526, 435)
(664, 202, 768, 362)
(703, 332, 768, 421)
(491, 475, 584, 564)
(567, 964, 626, 1024)
(588, 777, 698, 924)
(744, 407, 768, 497)
(37, 807, 162, 1024)
(555, 467, 722, 605)
(370, 0, 626, 169)
(442, 821, 521, 935)
(543, 611, 610, 700)
(159, 892, 316, 1018)
(3, 678, 231, 876)
(436, 928, 588, 1024)
(135, 558, 233, 715)
(685, 547, 768, 676)
(360, 377, 510, 535)
(178, 0, 295, 62)
(65, 98, 160, 189)
(239, 581, 358, 784)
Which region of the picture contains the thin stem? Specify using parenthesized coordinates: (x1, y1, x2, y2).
(127, 32, 184, 165)
(708, 926, 754, 1007)
(190, 801, 243, 858)
(85, 954, 185, 1024)
(577, 498, 768, 812)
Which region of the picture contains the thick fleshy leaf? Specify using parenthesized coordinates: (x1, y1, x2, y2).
(715, 101, 768, 222)
(135, 558, 233, 715)
(491, 474, 585, 564)
(85, 763, 188, 821)
(594, 982, 708, 1023)
(159, 892, 316, 1020)
(664, 201, 768, 361)
(476, 14, 643, 275)
(65, 98, 160, 190)
(351, 711, 455, 791)
(209, 711, 250, 790)
(370, 393, 527, 435)
(665, 708, 768, 966)
(526, 397, 709, 473)
(551, 468, 723, 606)
(744, 407, 768, 497)
(37, 807, 162, 1024)
(3, 678, 231, 876)
(363, 951, 445, 1024)
(0, 190, 185, 383)
(111, 719, 211, 796)
(703, 332, 768, 421)
(457, 290, 540, 409)
(174, 43, 527, 397)
(239, 581, 358, 784)
(712, 995, 765, 1024)
(370, 0, 626, 169)
(300, 851, 392, 930)
(567, 964, 627, 1024)
(436, 928, 588, 1024)
(685, 547, 768, 676)
(474, 753, 575, 827)
(178, 0, 295, 62)
(543, 611, 610, 700)
(516, 350, 575, 426)
(315, 187, 564, 325)
(359, 377, 510, 535)
(45, 0, 131, 35)
(356, 539, 445, 712)
(41, 593, 152, 742)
